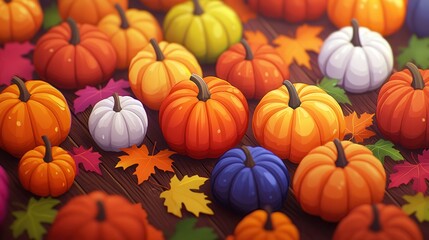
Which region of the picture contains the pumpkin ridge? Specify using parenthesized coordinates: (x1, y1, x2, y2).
(298, 106, 324, 145)
(304, 166, 336, 215)
(78, 42, 108, 79)
(14, 1, 38, 30)
(27, 100, 65, 142)
(227, 169, 247, 208)
(398, 92, 417, 144)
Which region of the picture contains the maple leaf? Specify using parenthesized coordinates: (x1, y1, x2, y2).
(317, 77, 351, 105)
(223, 0, 256, 23)
(69, 146, 102, 176)
(402, 193, 429, 222)
(344, 112, 376, 143)
(10, 198, 60, 240)
(43, 3, 61, 29)
(366, 139, 404, 164)
(170, 218, 217, 240)
(116, 144, 175, 184)
(244, 30, 269, 45)
(397, 35, 429, 68)
(160, 175, 214, 218)
(389, 150, 429, 193)
(273, 25, 323, 69)
(0, 42, 34, 86)
(73, 78, 130, 114)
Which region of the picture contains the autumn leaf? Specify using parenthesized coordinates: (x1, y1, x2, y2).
(397, 35, 429, 69)
(344, 112, 376, 143)
(223, 0, 256, 23)
(116, 144, 175, 184)
(69, 146, 102, 176)
(0, 42, 34, 86)
(366, 139, 404, 164)
(135, 204, 164, 239)
(317, 77, 351, 105)
(244, 30, 269, 45)
(160, 175, 214, 218)
(43, 3, 61, 30)
(170, 218, 217, 240)
(402, 193, 429, 222)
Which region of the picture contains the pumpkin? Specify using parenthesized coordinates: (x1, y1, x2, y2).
(89, 93, 148, 152)
(327, 0, 405, 36)
(318, 19, 393, 93)
(376, 63, 429, 149)
(333, 204, 423, 240)
(129, 38, 202, 110)
(98, 4, 163, 70)
(0, 76, 71, 158)
(48, 191, 164, 240)
(33, 18, 117, 89)
(407, 0, 429, 38)
(140, 0, 187, 12)
(0, 166, 9, 225)
(293, 139, 386, 222)
(248, 0, 327, 23)
(58, 0, 128, 25)
(163, 0, 242, 63)
(0, 0, 43, 43)
(216, 39, 289, 100)
(159, 74, 249, 159)
(18, 135, 76, 197)
(252, 80, 345, 163)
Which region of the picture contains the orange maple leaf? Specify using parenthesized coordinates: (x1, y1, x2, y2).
(273, 25, 324, 69)
(224, 0, 257, 23)
(344, 112, 376, 143)
(116, 144, 175, 184)
(244, 30, 269, 45)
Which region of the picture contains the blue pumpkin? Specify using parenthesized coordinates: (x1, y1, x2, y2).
(407, 0, 429, 37)
(211, 146, 290, 214)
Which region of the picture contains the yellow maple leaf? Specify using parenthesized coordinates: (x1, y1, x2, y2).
(344, 112, 376, 143)
(115, 145, 175, 184)
(160, 175, 214, 218)
(244, 30, 269, 45)
(223, 0, 256, 23)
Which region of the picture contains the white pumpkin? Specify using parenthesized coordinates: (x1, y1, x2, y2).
(89, 93, 148, 152)
(318, 19, 393, 93)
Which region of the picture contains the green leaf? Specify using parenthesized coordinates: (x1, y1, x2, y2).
(317, 77, 351, 105)
(366, 139, 404, 164)
(402, 193, 429, 222)
(397, 35, 429, 68)
(170, 218, 217, 240)
(43, 3, 62, 30)
(10, 198, 61, 240)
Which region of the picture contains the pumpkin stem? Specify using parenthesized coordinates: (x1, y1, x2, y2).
(406, 62, 425, 90)
(96, 201, 106, 221)
(150, 38, 165, 61)
(190, 74, 211, 101)
(12, 76, 30, 102)
(334, 139, 348, 168)
(114, 3, 129, 29)
(369, 205, 382, 232)
(350, 19, 362, 47)
(42, 136, 53, 163)
(112, 93, 122, 112)
(283, 80, 301, 109)
(240, 146, 255, 168)
(4, 0, 12, 3)
(67, 18, 80, 45)
(193, 0, 204, 15)
(264, 206, 274, 231)
(241, 39, 254, 60)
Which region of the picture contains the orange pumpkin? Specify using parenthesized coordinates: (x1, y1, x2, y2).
(0, 76, 71, 158)
(140, 0, 187, 12)
(58, 0, 128, 25)
(33, 18, 117, 89)
(159, 74, 249, 159)
(98, 4, 163, 69)
(18, 136, 76, 197)
(252, 81, 345, 163)
(48, 191, 164, 240)
(0, 0, 43, 43)
(293, 139, 386, 222)
(334, 204, 423, 240)
(216, 39, 289, 100)
(129, 39, 202, 110)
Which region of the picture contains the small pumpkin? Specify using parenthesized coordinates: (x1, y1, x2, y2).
(318, 19, 393, 93)
(18, 136, 76, 197)
(407, 0, 429, 38)
(48, 191, 164, 240)
(211, 146, 290, 214)
(0, 76, 71, 158)
(252, 80, 345, 163)
(376, 63, 429, 149)
(0, 166, 9, 225)
(58, 0, 128, 25)
(89, 93, 148, 152)
(334, 204, 423, 240)
(140, 0, 187, 12)
(34, 18, 117, 89)
(293, 139, 386, 222)
(0, 0, 43, 43)
(163, 0, 242, 63)
(98, 4, 163, 69)
(159, 74, 249, 159)
(216, 39, 289, 100)
(129, 38, 202, 110)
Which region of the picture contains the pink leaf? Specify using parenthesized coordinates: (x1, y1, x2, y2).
(73, 78, 131, 114)
(69, 146, 102, 176)
(0, 42, 34, 86)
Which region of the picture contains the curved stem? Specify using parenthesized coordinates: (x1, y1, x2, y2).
(67, 18, 80, 45)
(406, 62, 425, 90)
(150, 38, 165, 61)
(42, 136, 53, 163)
(241, 39, 254, 60)
(240, 146, 255, 168)
(114, 3, 129, 29)
(4, 0, 12, 3)
(113, 93, 122, 112)
(264, 206, 273, 231)
(350, 19, 362, 47)
(283, 81, 301, 109)
(369, 205, 381, 232)
(12, 76, 30, 102)
(96, 201, 106, 221)
(192, 0, 204, 15)
(334, 139, 348, 168)
(190, 74, 211, 101)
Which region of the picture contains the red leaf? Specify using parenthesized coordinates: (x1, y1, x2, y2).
(0, 42, 34, 86)
(69, 146, 102, 176)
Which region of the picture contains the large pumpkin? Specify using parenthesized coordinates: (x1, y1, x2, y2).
(163, 0, 242, 63)
(140, 0, 187, 12)
(0, 76, 71, 158)
(98, 4, 163, 69)
(407, 0, 429, 38)
(129, 39, 202, 110)
(252, 80, 345, 163)
(293, 139, 386, 222)
(159, 74, 249, 159)
(327, 0, 406, 36)
(333, 204, 423, 240)
(0, 0, 43, 43)
(34, 18, 117, 89)
(376, 63, 429, 149)
(216, 39, 289, 100)
(0, 166, 9, 225)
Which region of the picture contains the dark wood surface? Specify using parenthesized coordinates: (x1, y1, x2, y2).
(1, 1, 428, 239)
